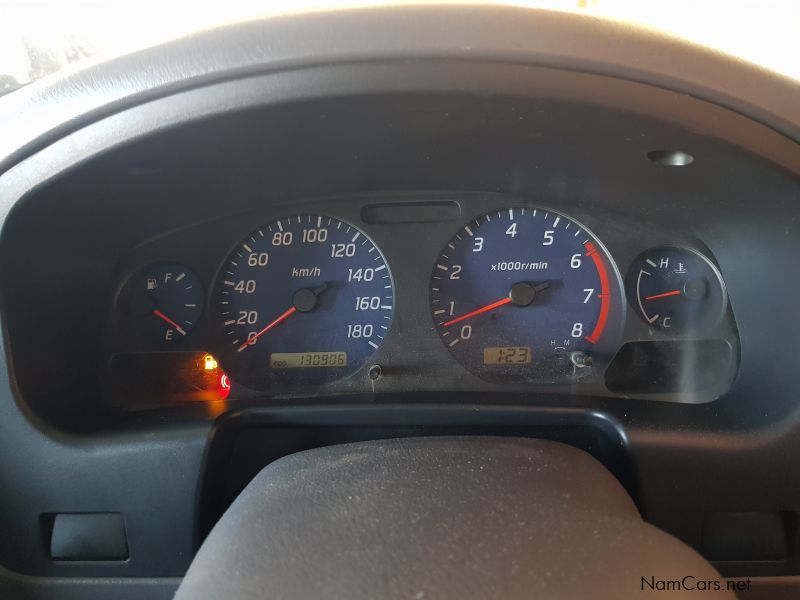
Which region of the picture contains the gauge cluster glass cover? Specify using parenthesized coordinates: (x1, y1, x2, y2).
(109, 202, 736, 405)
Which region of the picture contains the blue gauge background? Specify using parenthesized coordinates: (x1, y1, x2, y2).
(214, 215, 394, 391)
(430, 207, 619, 383)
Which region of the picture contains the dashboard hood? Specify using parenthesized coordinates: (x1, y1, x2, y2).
(1, 4, 798, 176)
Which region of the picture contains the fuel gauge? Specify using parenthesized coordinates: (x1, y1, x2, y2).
(126, 264, 205, 345)
(626, 247, 726, 332)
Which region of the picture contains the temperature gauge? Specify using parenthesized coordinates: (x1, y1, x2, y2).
(626, 246, 726, 332)
(126, 264, 205, 344)
(626, 247, 726, 332)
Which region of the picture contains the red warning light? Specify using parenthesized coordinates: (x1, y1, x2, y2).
(218, 372, 231, 400)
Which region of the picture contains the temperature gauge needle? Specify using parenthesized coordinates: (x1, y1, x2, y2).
(644, 290, 682, 301)
(238, 306, 297, 352)
(153, 309, 187, 335)
(443, 297, 512, 327)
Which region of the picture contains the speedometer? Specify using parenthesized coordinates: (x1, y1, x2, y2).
(214, 215, 394, 391)
(430, 207, 621, 383)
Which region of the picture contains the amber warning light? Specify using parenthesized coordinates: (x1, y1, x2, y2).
(200, 353, 231, 400)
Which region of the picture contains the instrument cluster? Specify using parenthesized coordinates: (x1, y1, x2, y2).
(111, 195, 739, 409)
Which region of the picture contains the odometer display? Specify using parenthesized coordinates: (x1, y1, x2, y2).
(431, 207, 618, 383)
(269, 352, 348, 369)
(214, 215, 393, 390)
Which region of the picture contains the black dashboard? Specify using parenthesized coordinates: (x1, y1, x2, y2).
(1, 94, 753, 426)
(0, 6, 799, 598)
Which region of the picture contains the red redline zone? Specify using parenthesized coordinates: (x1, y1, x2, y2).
(584, 241, 610, 345)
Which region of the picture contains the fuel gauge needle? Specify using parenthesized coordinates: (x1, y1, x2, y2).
(153, 309, 187, 335)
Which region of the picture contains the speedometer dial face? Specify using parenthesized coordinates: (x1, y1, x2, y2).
(214, 215, 394, 391)
(431, 208, 620, 383)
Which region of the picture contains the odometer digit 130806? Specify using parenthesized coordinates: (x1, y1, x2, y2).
(431, 207, 621, 383)
(214, 215, 394, 391)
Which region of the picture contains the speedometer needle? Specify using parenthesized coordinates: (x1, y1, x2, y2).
(442, 297, 512, 327)
(238, 306, 297, 352)
(153, 309, 187, 335)
(644, 290, 682, 301)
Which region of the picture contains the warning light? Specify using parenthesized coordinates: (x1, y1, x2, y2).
(204, 354, 218, 370)
(218, 372, 231, 399)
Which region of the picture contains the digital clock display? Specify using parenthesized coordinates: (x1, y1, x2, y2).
(270, 352, 348, 369)
(483, 346, 531, 365)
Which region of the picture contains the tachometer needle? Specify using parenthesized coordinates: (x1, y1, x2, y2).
(152, 309, 187, 335)
(238, 306, 297, 352)
(644, 290, 682, 301)
(443, 297, 512, 327)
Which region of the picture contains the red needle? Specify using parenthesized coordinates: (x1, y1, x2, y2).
(152, 309, 187, 335)
(442, 297, 513, 327)
(237, 306, 297, 352)
(644, 290, 682, 301)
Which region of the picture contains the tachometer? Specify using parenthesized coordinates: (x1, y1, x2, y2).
(430, 207, 621, 383)
(214, 215, 394, 390)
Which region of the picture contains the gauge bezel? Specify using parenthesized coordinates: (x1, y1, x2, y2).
(625, 245, 728, 333)
(115, 261, 206, 348)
